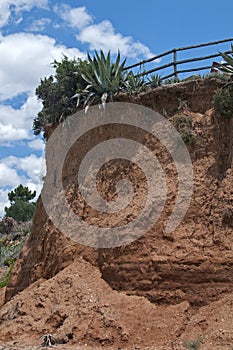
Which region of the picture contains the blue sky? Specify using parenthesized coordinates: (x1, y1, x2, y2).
(0, 0, 232, 217)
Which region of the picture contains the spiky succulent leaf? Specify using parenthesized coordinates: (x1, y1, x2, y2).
(219, 66, 233, 74)
(83, 92, 96, 107)
(81, 72, 94, 85)
(218, 49, 233, 75)
(220, 51, 233, 67)
(76, 50, 127, 109)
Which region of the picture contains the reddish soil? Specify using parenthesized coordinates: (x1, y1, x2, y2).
(0, 78, 232, 349)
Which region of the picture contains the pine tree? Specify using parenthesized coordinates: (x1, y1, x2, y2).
(5, 185, 36, 222)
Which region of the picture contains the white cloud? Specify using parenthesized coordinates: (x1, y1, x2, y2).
(0, 32, 85, 101)
(27, 17, 51, 32)
(0, 94, 41, 129)
(0, 188, 9, 218)
(77, 20, 154, 59)
(28, 138, 45, 150)
(0, 0, 49, 28)
(0, 94, 42, 143)
(0, 163, 24, 187)
(54, 4, 154, 60)
(0, 122, 28, 141)
(2, 154, 45, 184)
(0, 32, 85, 143)
(0, 3, 10, 28)
(54, 5, 93, 30)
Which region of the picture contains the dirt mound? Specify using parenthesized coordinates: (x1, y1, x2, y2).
(0, 77, 233, 349)
(0, 258, 190, 349)
(1, 257, 233, 349)
(1, 259, 233, 349)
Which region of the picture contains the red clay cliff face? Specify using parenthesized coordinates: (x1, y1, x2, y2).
(99, 106, 233, 307)
(1, 77, 233, 349)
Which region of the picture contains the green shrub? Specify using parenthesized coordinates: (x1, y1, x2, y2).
(34, 51, 128, 131)
(182, 74, 202, 81)
(0, 238, 25, 267)
(177, 98, 188, 112)
(34, 56, 91, 135)
(213, 86, 233, 118)
(164, 76, 180, 84)
(183, 337, 203, 350)
(172, 114, 196, 145)
(0, 261, 15, 288)
(204, 72, 230, 82)
(212, 44, 233, 119)
(5, 200, 36, 222)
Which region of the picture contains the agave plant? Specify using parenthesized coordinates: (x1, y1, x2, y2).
(218, 44, 233, 75)
(124, 71, 147, 95)
(147, 73, 161, 88)
(76, 50, 127, 111)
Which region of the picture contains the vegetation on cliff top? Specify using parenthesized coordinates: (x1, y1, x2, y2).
(33, 47, 233, 136)
(33, 50, 160, 135)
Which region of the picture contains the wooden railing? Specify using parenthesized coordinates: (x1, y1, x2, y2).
(124, 38, 233, 81)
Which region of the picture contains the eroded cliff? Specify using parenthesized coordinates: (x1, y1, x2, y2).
(0, 77, 233, 350)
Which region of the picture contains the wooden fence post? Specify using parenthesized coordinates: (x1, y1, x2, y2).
(173, 49, 178, 80)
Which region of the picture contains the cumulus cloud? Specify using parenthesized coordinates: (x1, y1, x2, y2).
(0, 163, 24, 187)
(27, 17, 51, 32)
(0, 188, 10, 218)
(0, 94, 42, 143)
(0, 95, 41, 129)
(54, 5, 154, 59)
(77, 20, 154, 59)
(0, 32, 85, 101)
(54, 5, 93, 29)
(0, 122, 28, 142)
(2, 154, 45, 184)
(0, 0, 48, 28)
(28, 138, 45, 150)
(0, 32, 85, 143)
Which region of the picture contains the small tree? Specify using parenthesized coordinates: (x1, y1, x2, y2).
(33, 55, 90, 135)
(5, 185, 36, 222)
(33, 51, 128, 135)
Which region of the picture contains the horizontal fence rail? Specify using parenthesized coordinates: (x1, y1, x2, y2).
(124, 37, 233, 81)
